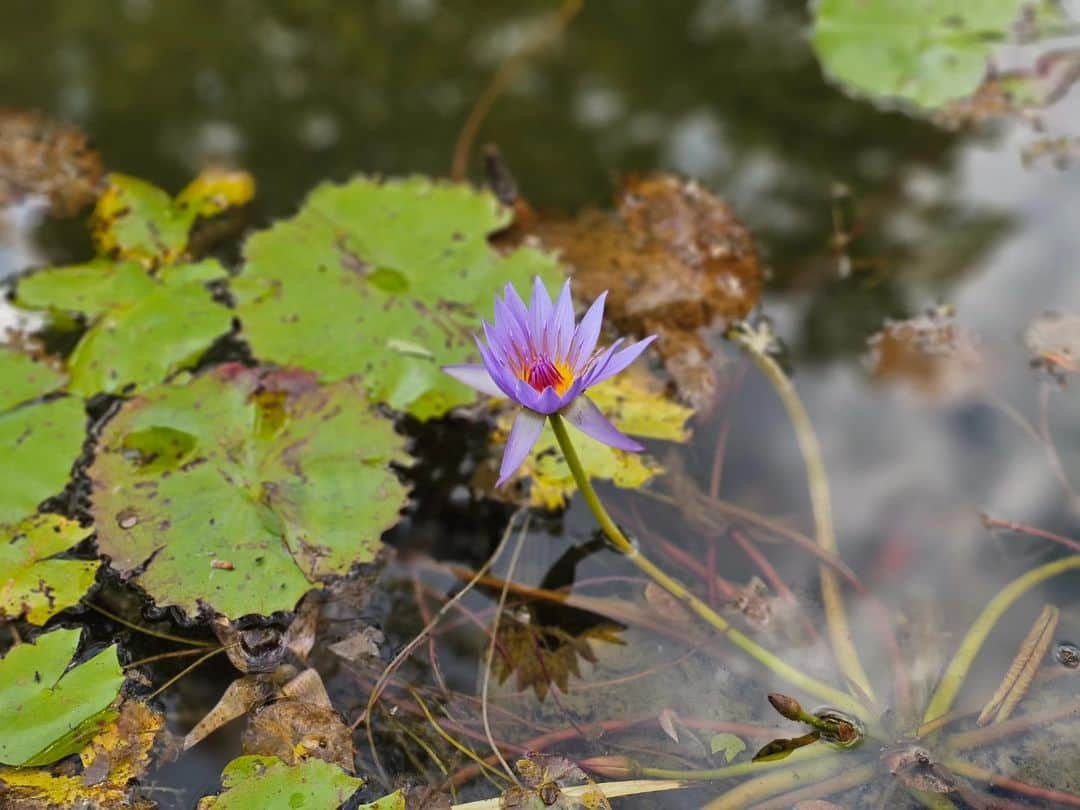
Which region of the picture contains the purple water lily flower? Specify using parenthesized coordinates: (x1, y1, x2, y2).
(444, 277, 657, 486)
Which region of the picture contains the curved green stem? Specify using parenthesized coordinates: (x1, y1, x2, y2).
(921, 554, 1080, 728)
(549, 413, 868, 721)
(733, 333, 876, 704)
(698, 752, 848, 809)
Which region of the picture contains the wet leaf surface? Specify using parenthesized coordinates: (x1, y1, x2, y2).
(535, 173, 761, 413)
(232, 176, 563, 420)
(812, 0, 1026, 111)
(0, 628, 124, 767)
(17, 258, 233, 396)
(91, 170, 254, 266)
(0, 345, 65, 411)
(0, 110, 103, 217)
(195, 755, 362, 809)
(90, 364, 412, 617)
(493, 365, 693, 509)
(0, 514, 97, 624)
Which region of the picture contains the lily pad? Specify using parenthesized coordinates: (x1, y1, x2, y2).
(497, 366, 693, 509)
(0, 346, 65, 411)
(196, 756, 362, 809)
(0, 392, 84, 526)
(91, 170, 255, 266)
(0, 514, 98, 624)
(89, 364, 412, 618)
(0, 628, 124, 767)
(232, 176, 563, 420)
(812, 0, 1024, 110)
(17, 259, 233, 396)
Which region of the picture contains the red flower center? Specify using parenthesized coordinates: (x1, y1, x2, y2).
(526, 357, 566, 393)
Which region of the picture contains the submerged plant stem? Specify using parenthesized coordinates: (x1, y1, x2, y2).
(921, 554, 1080, 728)
(549, 413, 868, 721)
(734, 337, 876, 703)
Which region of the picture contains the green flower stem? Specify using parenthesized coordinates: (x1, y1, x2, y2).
(549, 413, 868, 721)
(734, 333, 876, 704)
(699, 752, 849, 809)
(921, 554, 1080, 728)
(635, 744, 831, 782)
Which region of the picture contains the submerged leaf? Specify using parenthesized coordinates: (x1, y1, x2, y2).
(232, 175, 563, 420)
(90, 364, 411, 617)
(495, 365, 692, 509)
(0, 628, 124, 767)
(196, 755, 362, 809)
(0, 514, 98, 624)
(709, 732, 746, 763)
(812, 0, 1026, 111)
(17, 259, 232, 396)
(977, 604, 1059, 725)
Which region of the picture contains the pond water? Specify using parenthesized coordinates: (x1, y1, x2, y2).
(2, 1, 1080, 808)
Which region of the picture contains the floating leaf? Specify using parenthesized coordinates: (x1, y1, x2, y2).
(496, 365, 693, 509)
(0, 514, 98, 624)
(232, 176, 563, 420)
(0, 110, 102, 218)
(0, 628, 124, 767)
(812, 0, 1026, 111)
(196, 755, 362, 809)
(91, 171, 254, 266)
(534, 173, 760, 413)
(0, 345, 65, 411)
(360, 792, 406, 810)
(709, 732, 746, 763)
(17, 259, 232, 396)
(89, 364, 411, 618)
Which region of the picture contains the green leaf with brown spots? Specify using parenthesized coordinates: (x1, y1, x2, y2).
(0, 346, 66, 411)
(89, 364, 411, 618)
(232, 175, 564, 420)
(0, 628, 123, 766)
(0, 514, 98, 624)
(195, 756, 362, 809)
(16, 259, 232, 397)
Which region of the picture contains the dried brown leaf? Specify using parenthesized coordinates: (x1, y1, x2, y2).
(183, 675, 274, 750)
(976, 604, 1059, 725)
(241, 699, 355, 773)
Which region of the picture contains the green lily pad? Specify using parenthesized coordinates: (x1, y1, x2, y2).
(0, 394, 85, 526)
(0, 628, 124, 767)
(0, 346, 65, 411)
(91, 170, 255, 266)
(17, 259, 233, 397)
(196, 756, 362, 809)
(0, 515, 98, 624)
(812, 0, 1024, 110)
(89, 364, 412, 618)
(232, 176, 563, 420)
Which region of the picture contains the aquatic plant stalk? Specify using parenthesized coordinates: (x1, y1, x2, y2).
(699, 752, 847, 809)
(731, 327, 876, 703)
(549, 413, 868, 719)
(921, 554, 1080, 727)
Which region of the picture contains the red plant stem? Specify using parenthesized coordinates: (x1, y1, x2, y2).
(706, 542, 719, 607)
(729, 528, 821, 645)
(708, 357, 747, 500)
(981, 514, 1080, 553)
(412, 574, 449, 697)
(945, 758, 1080, 807)
(947, 697, 1080, 750)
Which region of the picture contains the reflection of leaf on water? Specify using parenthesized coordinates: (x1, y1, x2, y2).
(0, 628, 124, 767)
(812, 0, 1032, 111)
(195, 755, 362, 809)
(493, 364, 693, 509)
(90, 364, 412, 618)
(533, 173, 762, 413)
(0, 514, 98, 625)
(0, 699, 166, 809)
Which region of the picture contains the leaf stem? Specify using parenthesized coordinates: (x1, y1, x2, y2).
(921, 554, 1080, 728)
(549, 413, 868, 721)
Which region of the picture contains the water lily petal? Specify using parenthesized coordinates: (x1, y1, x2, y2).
(497, 409, 546, 486)
(477, 337, 519, 398)
(585, 335, 657, 387)
(581, 338, 624, 387)
(568, 291, 606, 371)
(528, 276, 553, 351)
(562, 395, 645, 452)
(494, 295, 529, 358)
(552, 279, 575, 359)
(442, 363, 505, 398)
(503, 282, 530, 332)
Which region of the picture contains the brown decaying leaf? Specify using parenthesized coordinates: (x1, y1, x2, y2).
(976, 604, 1059, 726)
(866, 309, 987, 400)
(241, 699, 355, 773)
(0, 110, 103, 217)
(183, 675, 275, 751)
(329, 626, 385, 662)
(531, 173, 763, 414)
(493, 613, 624, 700)
(501, 754, 612, 810)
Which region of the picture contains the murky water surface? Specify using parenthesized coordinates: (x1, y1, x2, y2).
(3, 1, 1080, 807)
